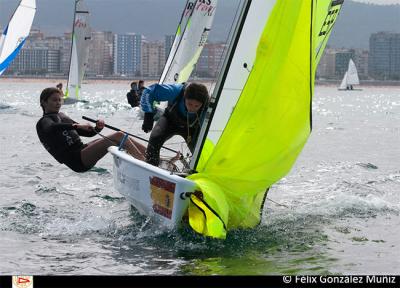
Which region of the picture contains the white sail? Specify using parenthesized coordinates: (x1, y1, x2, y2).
(339, 58, 360, 90)
(65, 0, 91, 101)
(347, 59, 359, 85)
(190, 0, 276, 167)
(339, 71, 348, 90)
(160, 0, 218, 84)
(159, 0, 197, 84)
(0, 0, 36, 75)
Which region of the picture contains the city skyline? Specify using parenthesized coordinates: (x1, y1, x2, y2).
(1, 0, 400, 49)
(5, 29, 400, 81)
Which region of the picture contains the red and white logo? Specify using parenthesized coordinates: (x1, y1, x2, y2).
(12, 276, 33, 288)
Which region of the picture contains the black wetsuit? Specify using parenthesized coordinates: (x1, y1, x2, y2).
(137, 86, 145, 100)
(146, 87, 203, 166)
(126, 89, 139, 107)
(36, 112, 97, 172)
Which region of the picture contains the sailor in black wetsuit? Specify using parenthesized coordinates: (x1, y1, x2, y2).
(37, 87, 146, 172)
(140, 82, 210, 166)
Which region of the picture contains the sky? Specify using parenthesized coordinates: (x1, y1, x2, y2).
(353, 0, 400, 3)
(0, 0, 399, 48)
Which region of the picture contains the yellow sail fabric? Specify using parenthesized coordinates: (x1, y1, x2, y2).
(187, 0, 343, 239)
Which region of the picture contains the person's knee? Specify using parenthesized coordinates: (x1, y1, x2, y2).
(115, 131, 125, 138)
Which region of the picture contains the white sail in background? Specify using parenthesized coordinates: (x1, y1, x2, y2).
(160, 0, 217, 84)
(65, 0, 91, 102)
(339, 71, 348, 90)
(347, 59, 360, 85)
(339, 58, 360, 90)
(150, 0, 217, 114)
(159, 0, 197, 84)
(0, 0, 36, 75)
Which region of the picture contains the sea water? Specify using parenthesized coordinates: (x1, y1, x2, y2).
(0, 80, 399, 275)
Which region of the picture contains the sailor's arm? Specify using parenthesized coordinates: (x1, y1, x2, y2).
(140, 83, 184, 113)
(39, 116, 74, 134)
(73, 119, 104, 137)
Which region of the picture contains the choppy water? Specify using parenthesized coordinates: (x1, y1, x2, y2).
(0, 80, 399, 275)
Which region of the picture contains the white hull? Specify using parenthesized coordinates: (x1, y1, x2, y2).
(108, 146, 196, 229)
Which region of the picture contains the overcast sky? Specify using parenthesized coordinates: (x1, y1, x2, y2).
(353, 0, 400, 4)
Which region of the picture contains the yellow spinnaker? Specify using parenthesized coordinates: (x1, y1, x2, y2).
(188, 0, 343, 239)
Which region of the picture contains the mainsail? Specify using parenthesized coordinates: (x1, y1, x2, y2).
(159, 0, 218, 84)
(339, 58, 360, 90)
(64, 0, 91, 102)
(186, 0, 344, 238)
(0, 0, 36, 75)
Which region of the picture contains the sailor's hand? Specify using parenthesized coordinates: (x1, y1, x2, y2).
(142, 113, 154, 133)
(73, 123, 93, 131)
(95, 119, 105, 132)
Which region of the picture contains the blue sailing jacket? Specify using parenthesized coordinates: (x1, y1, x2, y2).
(140, 83, 197, 121)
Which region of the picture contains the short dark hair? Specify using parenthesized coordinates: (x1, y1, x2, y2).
(130, 81, 137, 88)
(40, 87, 62, 113)
(184, 82, 210, 105)
(138, 80, 144, 85)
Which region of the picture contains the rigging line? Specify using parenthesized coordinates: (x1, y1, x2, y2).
(95, 131, 145, 159)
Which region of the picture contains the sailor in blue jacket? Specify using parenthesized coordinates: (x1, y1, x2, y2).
(140, 82, 210, 166)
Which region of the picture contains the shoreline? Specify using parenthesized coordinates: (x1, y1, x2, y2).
(0, 76, 399, 87)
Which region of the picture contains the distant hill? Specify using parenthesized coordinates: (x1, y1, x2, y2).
(329, 1, 400, 49)
(1, 0, 399, 49)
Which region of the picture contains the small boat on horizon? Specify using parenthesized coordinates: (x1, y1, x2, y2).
(338, 58, 362, 91)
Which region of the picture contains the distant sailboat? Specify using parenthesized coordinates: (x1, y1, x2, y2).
(64, 0, 91, 104)
(339, 58, 361, 90)
(0, 0, 36, 75)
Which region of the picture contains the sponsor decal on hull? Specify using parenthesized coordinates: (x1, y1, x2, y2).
(150, 176, 176, 219)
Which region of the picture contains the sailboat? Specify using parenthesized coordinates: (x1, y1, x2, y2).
(108, 0, 344, 239)
(64, 0, 91, 104)
(0, 0, 36, 75)
(338, 58, 361, 90)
